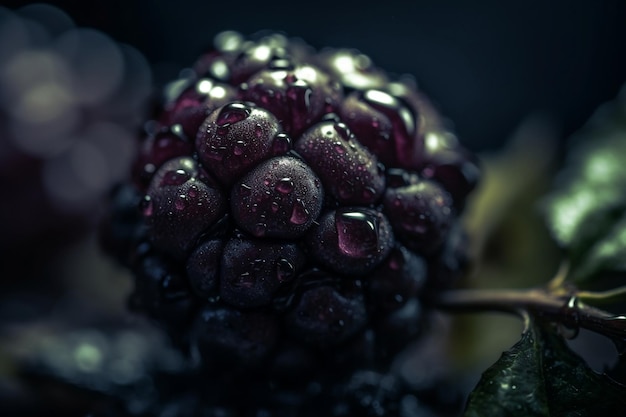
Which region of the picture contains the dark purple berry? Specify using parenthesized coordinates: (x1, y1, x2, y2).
(144, 157, 226, 259)
(316, 48, 389, 91)
(368, 245, 427, 313)
(296, 121, 385, 205)
(194, 31, 313, 85)
(101, 32, 482, 407)
(186, 239, 224, 298)
(191, 306, 278, 369)
(230, 156, 323, 238)
(419, 132, 481, 209)
(195, 102, 286, 185)
(340, 89, 422, 169)
(383, 179, 453, 254)
(306, 208, 394, 276)
(241, 64, 342, 138)
(132, 125, 193, 190)
(219, 237, 305, 308)
(159, 78, 237, 139)
(285, 275, 367, 347)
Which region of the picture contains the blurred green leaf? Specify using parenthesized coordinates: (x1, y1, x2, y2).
(464, 321, 626, 417)
(543, 95, 626, 285)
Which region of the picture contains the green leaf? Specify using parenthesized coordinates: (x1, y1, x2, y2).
(543, 97, 626, 284)
(464, 321, 626, 417)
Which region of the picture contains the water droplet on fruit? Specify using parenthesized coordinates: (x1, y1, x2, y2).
(334, 142, 345, 154)
(207, 145, 226, 161)
(160, 168, 191, 186)
(175, 195, 187, 210)
(235, 272, 255, 289)
(335, 209, 380, 258)
(187, 185, 199, 198)
(233, 140, 245, 155)
(276, 258, 295, 282)
(276, 178, 294, 194)
(272, 133, 292, 155)
(216, 102, 251, 126)
(334, 123, 351, 140)
(290, 199, 309, 225)
(271, 201, 279, 213)
(140, 195, 153, 217)
(239, 183, 252, 196)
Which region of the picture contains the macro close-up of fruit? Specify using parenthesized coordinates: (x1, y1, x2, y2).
(3, 2, 626, 417)
(97, 30, 481, 415)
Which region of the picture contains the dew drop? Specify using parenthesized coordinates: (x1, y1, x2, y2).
(187, 184, 199, 198)
(272, 133, 292, 154)
(239, 183, 252, 196)
(175, 195, 187, 210)
(335, 209, 380, 258)
(160, 168, 191, 186)
(271, 201, 280, 213)
(254, 123, 264, 138)
(276, 258, 295, 282)
(207, 145, 226, 161)
(216, 102, 251, 126)
(334, 142, 345, 154)
(334, 122, 351, 140)
(290, 199, 309, 225)
(276, 177, 294, 194)
(252, 258, 264, 271)
(235, 272, 255, 289)
(233, 140, 246, 155)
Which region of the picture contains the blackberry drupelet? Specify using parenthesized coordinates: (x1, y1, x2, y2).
(103, 30, 480, 415)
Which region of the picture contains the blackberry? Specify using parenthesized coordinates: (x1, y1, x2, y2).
(102, 30, 480, 415)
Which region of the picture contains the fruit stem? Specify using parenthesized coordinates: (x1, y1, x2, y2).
(434, 287, 626, 341)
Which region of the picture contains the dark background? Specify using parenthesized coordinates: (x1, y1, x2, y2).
(6, 0, 626, 151)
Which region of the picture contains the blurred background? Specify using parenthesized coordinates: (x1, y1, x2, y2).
(0, 0, 624, 415)
(5, 0, 626, 151)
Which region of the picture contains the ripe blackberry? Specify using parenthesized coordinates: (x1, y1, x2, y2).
(102, 30, 480, 415)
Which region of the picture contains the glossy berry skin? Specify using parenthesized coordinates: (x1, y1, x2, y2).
(143, 157, 226, 259)
(159, 78, 237, 140)
(102, 31, 481, 415)
(383, 179, 454, 254)
(241, 64, 342, 138)
(340, 89, 421, 170)
(132, 125, 193, 191)
(419, 131, 481, 209)
(230, 156, 323, 238)
(306, 208, 394, 276)
(295, 121, 385, 205)
(219, 237, 305, 308)
(195, 102, 285, 185)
